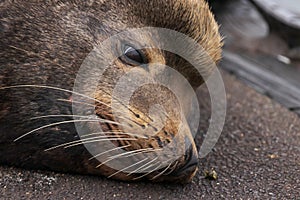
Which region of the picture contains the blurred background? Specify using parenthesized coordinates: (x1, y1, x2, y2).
(208, 0, 300, 115)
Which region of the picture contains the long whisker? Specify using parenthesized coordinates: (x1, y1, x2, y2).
(45, 135, 131, 151)
(56, 91, 162, 135)
(0, 85, 110, 108)
(96, 157, 116, 168)
(134, 157, 162, 173)
(82, 131, 148, 139)
(14, 119, 125, 142)
(30, 113, 138, 134)
(60, 96, 167, 138)
(108, 148, 155, 159)
(96, 148, 155, 169)
(127, 157, 159, 176)
(81, 131, 122, 138)
(132, 161, 162, 180)
(58, 98, 159, 139)
(60, 97, 157, 137)
(30, 114, 96, 120)
(58, 98, 134, 123)
(64, 138, 136, 149)
(150, 160, 173, 180)
(30, 114, 126, 131)
(108, 157, 149, 178)
(164, 161, 178, 175)
(89, 144, 131, 160)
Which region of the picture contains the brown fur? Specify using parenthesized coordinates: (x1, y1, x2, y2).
(0, 0, 222, 183)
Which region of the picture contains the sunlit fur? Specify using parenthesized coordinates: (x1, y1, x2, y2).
(0, 0, 222, 183)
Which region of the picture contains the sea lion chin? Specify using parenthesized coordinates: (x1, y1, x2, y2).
(0, 0, 222, 183)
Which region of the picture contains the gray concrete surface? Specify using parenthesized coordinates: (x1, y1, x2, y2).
(0, 71, 299, 199)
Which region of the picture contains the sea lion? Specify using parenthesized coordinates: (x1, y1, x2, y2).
(0, 0, 222, 183)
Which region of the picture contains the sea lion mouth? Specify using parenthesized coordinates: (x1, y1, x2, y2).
(147, 145, 199, 183)
(91, 98, 199, 183)
(67, 79, 187, 180)
(175, 147, 199, 176)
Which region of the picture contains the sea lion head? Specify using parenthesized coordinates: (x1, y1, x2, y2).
(0, 0, 222, 183)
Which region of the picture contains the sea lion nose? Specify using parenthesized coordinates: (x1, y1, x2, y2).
(179, 147, 199, 173)
(171, 146, 199, 180)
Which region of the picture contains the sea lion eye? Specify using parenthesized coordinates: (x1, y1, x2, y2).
(120, 45, 147, 66)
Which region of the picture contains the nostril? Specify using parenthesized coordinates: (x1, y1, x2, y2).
(173, 147, 198, 176)
(183, 147, 199, 169)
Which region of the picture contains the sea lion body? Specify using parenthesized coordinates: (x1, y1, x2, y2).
(0, 0, 222, 183)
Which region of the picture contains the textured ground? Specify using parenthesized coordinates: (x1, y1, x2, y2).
(0, 71, 299, 199)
